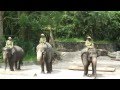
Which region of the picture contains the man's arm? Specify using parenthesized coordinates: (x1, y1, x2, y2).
(5, 40, 8, 47)
(11, 41, 13, 47)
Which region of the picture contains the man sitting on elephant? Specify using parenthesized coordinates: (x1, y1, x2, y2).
(81, 36, 95, 54)
(36, 33, 47, 53)
(81, 36, 97, 77)
(85, 36, 94, 51)
(5, 37, 14, 49)
(39, 33, 47, 45)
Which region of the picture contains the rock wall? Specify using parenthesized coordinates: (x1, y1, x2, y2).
(55, 42, 85, 52)
(55, 42, 118, 52)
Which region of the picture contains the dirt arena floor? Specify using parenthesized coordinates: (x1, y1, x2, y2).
(0, 51, 120, 79)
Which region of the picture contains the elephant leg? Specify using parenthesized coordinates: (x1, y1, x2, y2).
(41, 62, 45, 74)
(9, 60, 14, 71)
(5, 59, 7, 70)
(11, 62, 14, 71)
(45, 61, 51, 73)
(8, 60, 12, 71)
(50, 61, 52, 72)
(82, 58, 89, 76)
(92, 57, 97, 77)
(15, 61, 17, 70)
(81, 52, 89, 76)
(17, 60, 22, 70)
(83, 62, 90, 76)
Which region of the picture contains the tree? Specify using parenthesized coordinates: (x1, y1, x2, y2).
(0, 11, 4, 41)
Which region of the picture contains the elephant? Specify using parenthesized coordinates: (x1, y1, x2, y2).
(81, 48, 98, 77)
(2, 45, 24, 71)
(36, 42, 53, 74)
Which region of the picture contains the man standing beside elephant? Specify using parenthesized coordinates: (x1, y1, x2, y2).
(5, 37, 14, 49)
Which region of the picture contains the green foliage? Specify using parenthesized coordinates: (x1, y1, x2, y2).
(3, 11, 120, 41)
(0, 36, 6, 62)
(2, 11, 120, 61)
(55, 38, 84, 42)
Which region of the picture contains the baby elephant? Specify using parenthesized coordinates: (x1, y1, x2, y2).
(81, 48, 97, 77)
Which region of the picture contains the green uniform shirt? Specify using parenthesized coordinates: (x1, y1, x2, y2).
(5, 40, 13, 48)
(85, 40, 94, 49)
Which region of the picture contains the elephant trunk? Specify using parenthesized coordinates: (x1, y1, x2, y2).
(37, 51, 42, 61)
(40, 53, 44, 65)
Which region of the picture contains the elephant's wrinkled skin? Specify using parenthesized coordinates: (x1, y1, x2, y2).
(2, 46, 24, 71)
(81, 48, 98, 77)
(36, 42, 53, 74)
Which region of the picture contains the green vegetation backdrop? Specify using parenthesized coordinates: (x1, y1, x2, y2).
(0, 11, 120, 61)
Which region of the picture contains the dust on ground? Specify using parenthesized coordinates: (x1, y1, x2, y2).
(0, 51, 120, 79)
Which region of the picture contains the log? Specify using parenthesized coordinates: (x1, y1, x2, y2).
(68, 66, 116, 72)
(111, 58, 120, 61)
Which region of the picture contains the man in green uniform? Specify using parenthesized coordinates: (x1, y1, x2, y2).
(5, 37, 14, 49)
(39, 33, 46, 44)
(36, 33, 47, 53)
(85, 36, 94, 50)
(81, 36, 95, 54)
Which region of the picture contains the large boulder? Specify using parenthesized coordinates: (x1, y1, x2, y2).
(97, 49, 108, 56)
(108, 52, 117, 58)
(108, 51, 120, 60)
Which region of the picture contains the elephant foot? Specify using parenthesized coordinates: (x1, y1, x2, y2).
(10, 69, 14, 71)
(17, 68, 21, 70)
(47, 71, 51, 74)
(15, 68, 21, 70)
(15, 68, 17, 70)
(83, 75, 88, 77)
(41, 71, 45, 74)
(91, 74, 97, 78)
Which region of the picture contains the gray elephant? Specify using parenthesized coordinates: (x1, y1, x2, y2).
(2, 45, 24, 71)
(81, 48, 98, 77)
(36, 42, 53, 74)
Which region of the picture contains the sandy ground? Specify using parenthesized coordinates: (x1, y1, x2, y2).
(0, 51, 120, 79)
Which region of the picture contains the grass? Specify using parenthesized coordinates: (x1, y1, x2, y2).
(55, 38, 84, 42)
(23, 53, 36, 61)
(94, 40, 113, 44)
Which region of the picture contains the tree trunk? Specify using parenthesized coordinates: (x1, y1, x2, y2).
(49, 30, 55, 48)
(49, 29, 62, 61)
(0, 11, 4, 42)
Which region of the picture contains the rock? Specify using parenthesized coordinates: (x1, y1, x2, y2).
(34, 73, 37, 76)
(97, 49, 108, 56)
(108, 52, 117, 58)
(116, 51, 120, 60)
